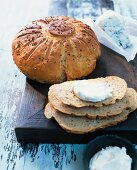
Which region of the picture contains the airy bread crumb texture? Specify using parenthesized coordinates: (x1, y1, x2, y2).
(48, 88, 136, 119)
(44, 98, 137, 134)
(49, 76, 127, 107)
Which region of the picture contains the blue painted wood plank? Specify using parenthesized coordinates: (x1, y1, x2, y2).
(0, 0, 136, 170)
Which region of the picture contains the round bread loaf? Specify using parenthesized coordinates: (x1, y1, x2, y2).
(12, 16, 100, 84)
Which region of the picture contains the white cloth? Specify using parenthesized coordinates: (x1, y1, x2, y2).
(81, 10, 137, 61)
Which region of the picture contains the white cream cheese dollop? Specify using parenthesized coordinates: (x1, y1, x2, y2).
(73, 80, 112, 102)
(89, 146, 132, 170)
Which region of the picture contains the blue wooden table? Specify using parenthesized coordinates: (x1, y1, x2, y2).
(0, 0, 137, 169)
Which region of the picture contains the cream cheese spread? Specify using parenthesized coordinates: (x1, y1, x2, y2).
(73, 81, 112, 102)
(89, 146, 132, 170)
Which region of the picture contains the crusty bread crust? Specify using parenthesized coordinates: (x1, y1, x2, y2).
(49, 88, 136, 119)
(12, 16, 100, 84)
(49, 76, 127, 107)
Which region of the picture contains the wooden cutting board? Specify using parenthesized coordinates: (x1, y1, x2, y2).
(15, 44, 137, 143)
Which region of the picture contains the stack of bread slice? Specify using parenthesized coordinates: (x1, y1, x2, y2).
(44, 76, 137, 134)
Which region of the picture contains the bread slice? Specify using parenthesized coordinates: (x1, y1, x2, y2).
(45, 96, 137, 134)
(49, 76, 127, 107)
(48, 88, 136, 119)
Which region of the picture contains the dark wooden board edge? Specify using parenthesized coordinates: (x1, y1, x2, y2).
(15, 128, 137, 144)
(15, 109, 137, 144)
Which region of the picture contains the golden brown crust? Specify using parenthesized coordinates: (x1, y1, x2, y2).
(12, 16, 100, 84)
